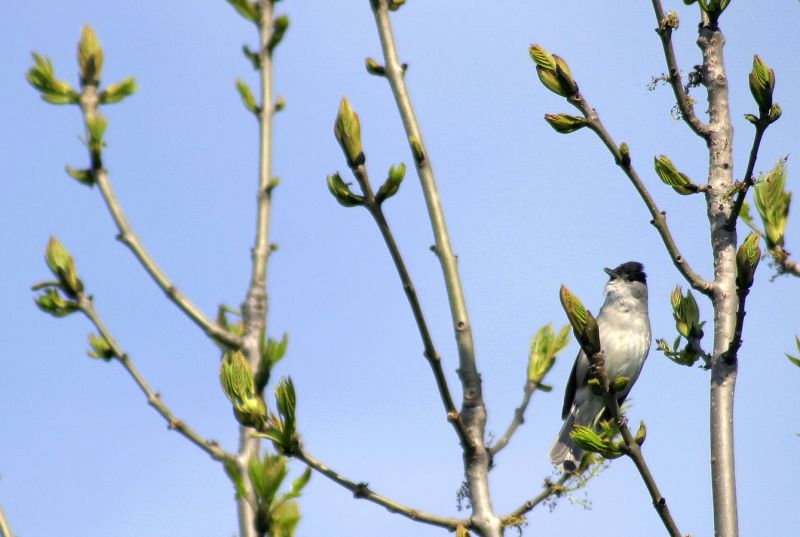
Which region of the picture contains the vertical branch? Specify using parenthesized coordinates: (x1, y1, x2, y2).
(369, 3, 501, 536)
(698, 23, 740, 537)
(238, 2, 276, 536)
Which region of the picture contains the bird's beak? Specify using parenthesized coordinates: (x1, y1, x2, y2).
(604, 267, 617, 279)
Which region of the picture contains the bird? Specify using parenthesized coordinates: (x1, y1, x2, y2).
(549, 261, 651, 471)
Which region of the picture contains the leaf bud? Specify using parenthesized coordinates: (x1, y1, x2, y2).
(78, 25, 104, 85)
(736, 231, 761, 290)
(768, 103, 782, 124)
(408, 135, 425, 165)
(326, 173, 364, 207)
(334, 98, 365, 168)
(365, 57, 386, 76)
(100, 77, 138, 105)
(619, 143, 631, 167)
(87, 333, 115, 361)
(749, 55, 775, 115)
(236, 79, 259, 115)
(65, 166, 95, 187)
(388, 0, 406, 11)
(654, 155, 696, 195)
(45, 236, 84, 297)
(634, 421, 647, 446)
(267, 15, 290, 52)
(376, 163, 405, 204)
(34, 288, 79, 318)
(544, 113, 588, 134)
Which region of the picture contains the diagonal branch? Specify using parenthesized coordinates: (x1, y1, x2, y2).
(78, 295, 235, 463)
(348, 163, 469, 446)
(588, 350, 683, 537)
(728, 122, 767, 228)
(77, 89, 241, 350)
(567, 93, 713, 296)
(502, 473, 570, 522)
(0, 504, 12, 537)
(294, 446, 467, 531)
(489, 380, 538, 457)
(650, 0, 710, 139)
(370, 3, 501, 535)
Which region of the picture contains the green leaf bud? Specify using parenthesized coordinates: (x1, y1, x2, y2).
(326, 173, 364, 207)
(388, 0, 406, 11)
(365, 57, 386, 77)
(634, 421, 647, 445)
(619, 143, 631, 167)
(268, 15, 290, 52)
(27, 53, 80, 105)
(242, 44, 261, 70)
(736, 231, 761, 290)
(408, 135, 425, 165)
(754, 157, 791, 249)
(654, 155, 696, 195)
(78, 25, 104, 85)
(225, 0, 260, 25)
(334, 98, 365, 168)
(570, 425, 623, 459)
(612, 376, 630, 393)
(768, 103, 782, 124)
(87, 333, 115, 361)
(749, 55, 775, 115)
(65, 165, 95, 187)
(275, 96, 286, 112)
(560, 285, 601, 356)
(100, 77, 137, 104)
(544, 113, 588, 134)
(34, 288, 79, 317)
(376, 163, 405, 204)
(235, 79, 259, 115)
(743, 113, 758, 125)
(85, 113, 108, 152)
(528, 44, 557, 71)
(527, 324, 570, 385)
(45, 236, 84, 297)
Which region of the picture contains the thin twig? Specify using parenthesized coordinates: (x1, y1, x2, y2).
(369, 4, 501, 536)
(0, 504, 12, 537)
(349, 163, 469, 445)
(237, 2, 279, 536)
(568, 93, 713, 296)
(294, 447, 467, 531)
(771, 246, 800, 276)
(588, 351, 683, 537)
(728, 123, 766, 228)
(502, 473, 570, 522)
(78, 296, 234, 463)
(77, 88, 240, 350)
(650, 0, 710, 138)
(489, 381, 537, 457)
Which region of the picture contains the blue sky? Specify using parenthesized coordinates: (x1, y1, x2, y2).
(2, 1, 800, 536)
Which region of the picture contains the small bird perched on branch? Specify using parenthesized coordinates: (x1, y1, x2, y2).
(550, 261, 651, 471)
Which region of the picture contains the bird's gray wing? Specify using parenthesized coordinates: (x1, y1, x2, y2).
(561, 352, 579, 419)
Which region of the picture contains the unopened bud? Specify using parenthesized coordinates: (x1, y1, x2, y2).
(749, 55, 775, 115)
(376, 163, 405, 204)
(326, 173, 364, 207)
(78, 25, 103, 85)
(736, 231, 761, 290)
(45, 236, 83, 297)
(544, 113, 588, 134)
(654, 155, 696, 195)
(334, 98, 365, 168)
(365, 57, 385, 77)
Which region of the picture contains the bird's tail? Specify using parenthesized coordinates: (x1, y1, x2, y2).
(549, 411, 582, 471)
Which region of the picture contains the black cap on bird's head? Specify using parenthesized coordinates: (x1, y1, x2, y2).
(604, 261, 647, 285)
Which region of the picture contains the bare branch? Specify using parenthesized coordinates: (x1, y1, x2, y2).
(370, 3, 500, 535)
(294, 447, 467, 531)
(567, 93, 713, 296)
(77, 89, 241, 350)
(650, 0, 710, 138)
(489, 381, 537, 457)
(78, 295, 234, 464)
(346, 163, 469, 445)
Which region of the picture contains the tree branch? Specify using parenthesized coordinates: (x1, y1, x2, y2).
(237, 2, 279, 535)
(502, 473, 570, 522)
(77, 88, 241, 350)
(0, 504, 12, 537)
(697, 20, 741, 537)
(347, 163, 469, 446)
(294, 447, 466, 531)
(650, 0, 710, 138)
(588, 351, 683, 537)
(567, 93, 713, 296)
(78, 295, 235, 463)
(370, 3, 500, 535)
(770, 246, 800, 277)
(489, 381, 537, 457)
